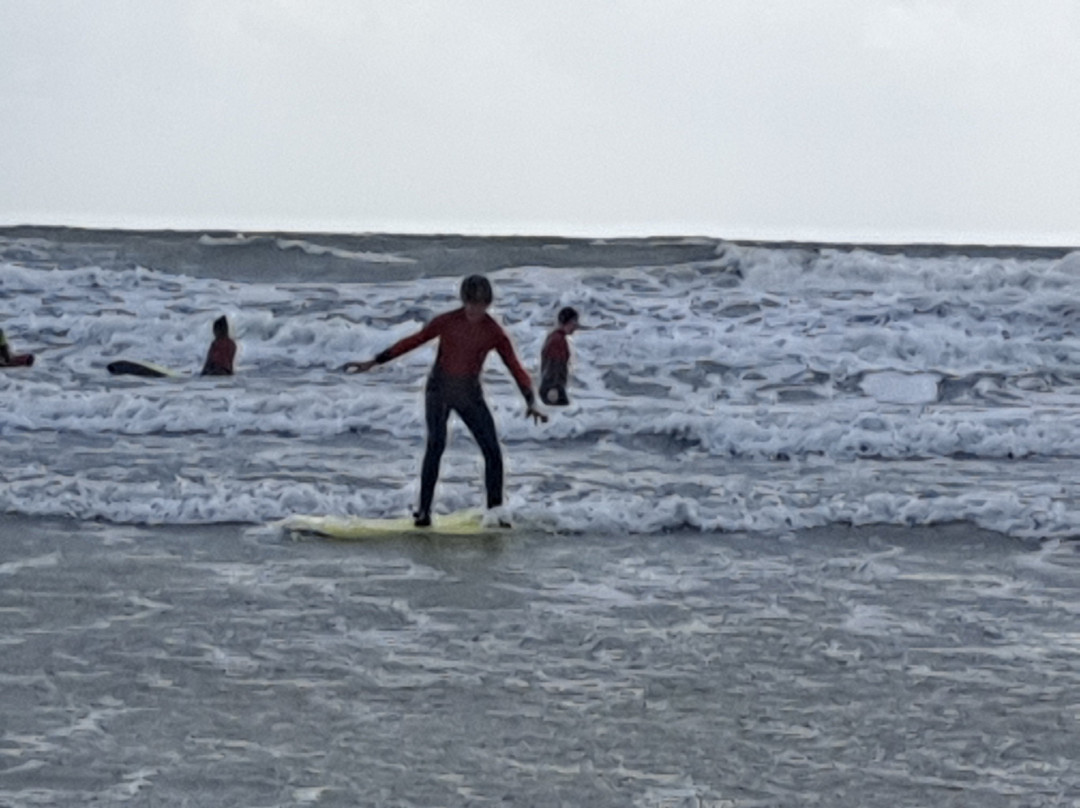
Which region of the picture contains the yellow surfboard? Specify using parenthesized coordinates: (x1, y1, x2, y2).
(280, 508, 502, 540)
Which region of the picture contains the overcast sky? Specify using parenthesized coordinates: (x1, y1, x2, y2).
(2, 0, 1078, 244)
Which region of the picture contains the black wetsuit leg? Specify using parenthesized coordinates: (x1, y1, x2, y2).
(540, 359, 570, 406)
(418, 372, 504, 516)
(418, 375, 452, 518)
(453, 388, 503, 509)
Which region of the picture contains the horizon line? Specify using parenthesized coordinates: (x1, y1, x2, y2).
(1, 218, 1078, 252)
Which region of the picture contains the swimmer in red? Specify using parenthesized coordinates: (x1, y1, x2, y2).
(344, 275, 546, 527)
(201, 315, 236, 376)
(540, 306, 580, 406)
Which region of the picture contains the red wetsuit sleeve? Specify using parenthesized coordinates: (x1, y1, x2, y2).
(493, 327, 536, 407)
(374, 312, 449, 364)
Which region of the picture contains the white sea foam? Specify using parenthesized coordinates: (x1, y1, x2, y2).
(2, 237, 1080, 534)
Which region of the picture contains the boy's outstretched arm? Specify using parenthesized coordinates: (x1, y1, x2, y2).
(343, 359, 377, 373)
(343, 316, 445, 374)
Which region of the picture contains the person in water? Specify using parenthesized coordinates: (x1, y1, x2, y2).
(344, 275, 546, 527)
(539, 306, 580, 406)
(201, 315, 236, 376)
(0, 329, 12, 365)
(0, 328, 34, 367)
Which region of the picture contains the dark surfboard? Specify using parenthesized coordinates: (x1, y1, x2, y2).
(106, 359, 179, 378)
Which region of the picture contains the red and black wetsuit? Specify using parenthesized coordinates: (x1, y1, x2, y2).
(201, 337, 236, 376)
(540, 327, 571, 405)
(375, 308, 535, 516)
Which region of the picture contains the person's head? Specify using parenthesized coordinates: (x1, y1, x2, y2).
(213, 315, 230, 339)
(460, 275, 493, 305)
(460, 275, 493, 321)
(557, 306, 580, 333)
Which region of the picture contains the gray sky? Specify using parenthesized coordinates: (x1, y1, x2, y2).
(2, 0, 1078, 244)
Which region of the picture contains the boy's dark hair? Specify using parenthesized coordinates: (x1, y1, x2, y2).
(460, 275, 493, 305)
(557, 306, 579, 326)
(213, 315, 229, 338)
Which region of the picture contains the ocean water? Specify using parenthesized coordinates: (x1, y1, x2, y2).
(2, 227, 1080, 805)
(2, 227, 1080, 535)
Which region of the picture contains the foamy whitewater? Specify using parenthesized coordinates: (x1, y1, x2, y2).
(2, 228, 1080, 537)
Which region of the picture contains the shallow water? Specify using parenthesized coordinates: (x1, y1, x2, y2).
(2, 515, 1078, 806)
(4, 227, 1080, 805)
(3, 228, 1080, 536)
